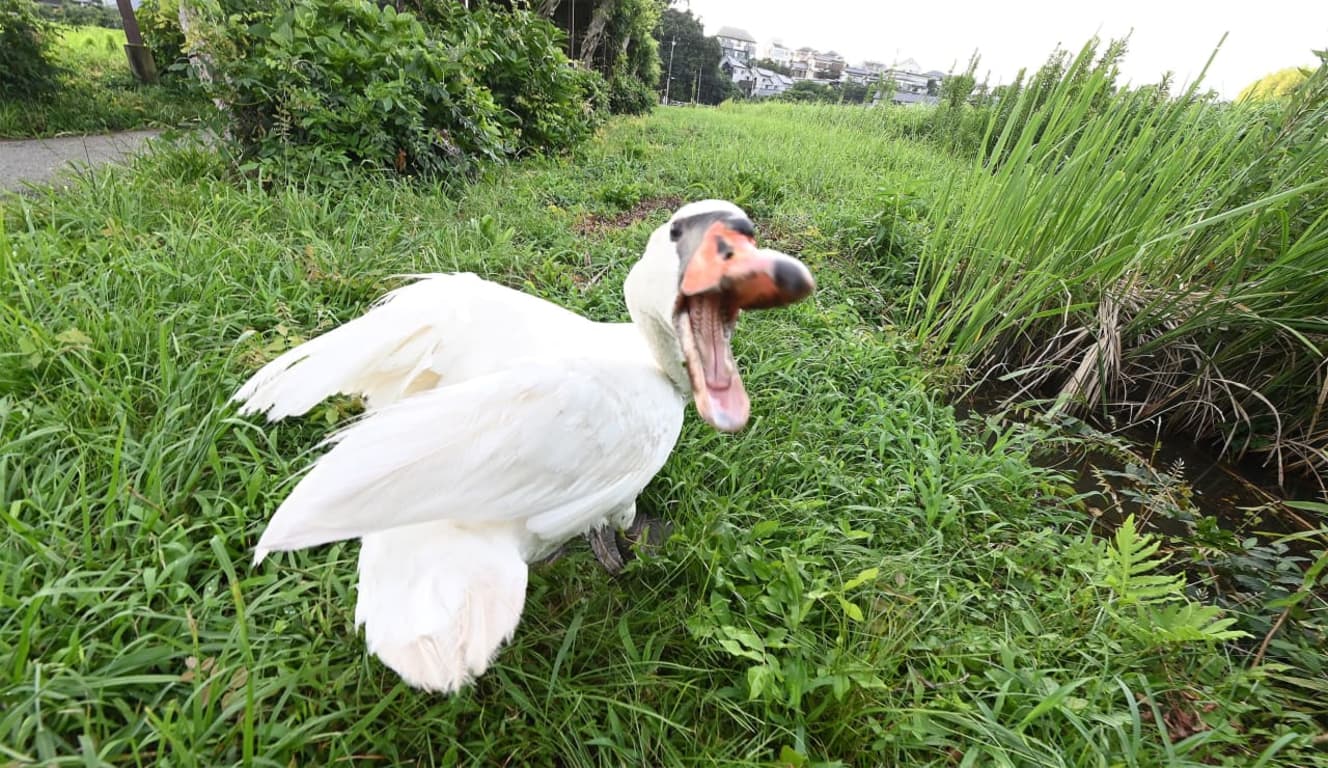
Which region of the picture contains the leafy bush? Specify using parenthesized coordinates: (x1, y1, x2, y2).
(445, 2, 605, 152)
(215, 0, 487, 176)
(572, 66, 610, 120)
(207, 0, 602, 177)
(608, 62, 656, 115)
(0, 0, 61, 98)
(137, 0, 187, 75)
(1239, 66, 1311, 102)
(778, 80, 836, 104)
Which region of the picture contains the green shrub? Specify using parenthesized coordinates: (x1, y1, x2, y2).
(0, 0, 61, 98)
(137, 0, 187, 75)
(778, 80, 835, 104)
(572, 66, 610, 120)
(208, 0, 601, 177)
(438, 1, 604, 152)
(608, 63, 656, 115)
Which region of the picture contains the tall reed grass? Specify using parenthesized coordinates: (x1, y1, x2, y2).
(903, 39, 1328, 488)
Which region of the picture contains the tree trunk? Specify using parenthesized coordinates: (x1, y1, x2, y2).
(578, 0, 613, 68)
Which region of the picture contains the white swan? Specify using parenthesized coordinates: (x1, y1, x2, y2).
(232, 199, 814, 693)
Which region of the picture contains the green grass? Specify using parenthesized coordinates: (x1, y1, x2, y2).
(1, 105, 1325, 765)
(0, 25, 208, 139)
(898, 41, 1328, 485)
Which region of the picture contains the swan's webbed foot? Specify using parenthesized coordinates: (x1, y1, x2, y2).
(586, 512, 673, 575)
(621, 513, 672, 555)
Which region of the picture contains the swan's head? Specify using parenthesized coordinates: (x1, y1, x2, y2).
(625, 199, 815, 432)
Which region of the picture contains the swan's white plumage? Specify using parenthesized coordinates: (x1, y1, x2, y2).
(252, 359, 682, 561)
(232, 272, 642, 419)
(353, 521, 528, 693)
(234, 199, 765, 694)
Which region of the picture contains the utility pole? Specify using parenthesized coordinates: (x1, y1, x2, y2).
(663, 37, 677, 104)
(114, 0, 157, 83)
(692, 70, 699, 104)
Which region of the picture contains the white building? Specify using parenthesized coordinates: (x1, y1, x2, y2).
(871, 59, 945, 106)
(841, 66, 873, 85)
(753, 67, 794, 97)
(721, 54, 757, 95)
(715, 26, 757, 65)
(763, 39, 794, 68)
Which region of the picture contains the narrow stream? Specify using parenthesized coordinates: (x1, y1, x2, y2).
(955, 386, 1326, 542)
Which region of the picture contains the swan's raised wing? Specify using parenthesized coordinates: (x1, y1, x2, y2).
(253, 359, 684, 562)
(232, 273, 597, 420)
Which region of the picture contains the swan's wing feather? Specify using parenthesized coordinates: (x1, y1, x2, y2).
(253, 359, 683, 561)
(232, 273, 593, 419)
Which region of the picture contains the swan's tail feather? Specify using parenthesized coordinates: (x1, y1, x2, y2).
(354, 521, 528, 693)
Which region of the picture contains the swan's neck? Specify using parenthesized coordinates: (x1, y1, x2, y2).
(631, 310, 689, 395)
(624, 232, 690, 395)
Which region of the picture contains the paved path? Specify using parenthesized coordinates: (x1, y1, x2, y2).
(0, 130, 162, 192)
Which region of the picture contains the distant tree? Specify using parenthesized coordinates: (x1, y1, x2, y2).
(873, 74, 896, 105)
(653, 8, 731, 104)
(779, 79, 834, 103)
(1239, 66, 1311, 102)
(752, 57, 791, 76)
(840, 81, 868, 104)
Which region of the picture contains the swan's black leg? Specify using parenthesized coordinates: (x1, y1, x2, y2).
(587, 525, 627, 575)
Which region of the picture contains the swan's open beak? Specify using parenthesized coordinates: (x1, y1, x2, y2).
(674, 221, 815, 432)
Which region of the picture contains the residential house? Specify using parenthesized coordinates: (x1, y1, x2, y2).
(752, 67, 794, 98)
(886, 57, 931, 95)
(720, 54, 757, 95)
(763, 40, 794, 68)
(715, 26, 757, 65)
(814, 50, 845, 80)
(870, 59, 945, 106)
(793, 47, 818, 79)
(841, 66, 873, 86)
(887, 91, 940, 106)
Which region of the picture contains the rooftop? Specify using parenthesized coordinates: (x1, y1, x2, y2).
(716, 26, 757, 43)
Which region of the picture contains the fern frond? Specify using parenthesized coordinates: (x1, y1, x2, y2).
(1103, 514, 1185, 607)
(1127, 604, 1249, 644)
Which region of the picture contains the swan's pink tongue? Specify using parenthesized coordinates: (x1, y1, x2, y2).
(689, 294, 749, 431)
(705, 373, 749, 432)
(703, 299, 730, 387)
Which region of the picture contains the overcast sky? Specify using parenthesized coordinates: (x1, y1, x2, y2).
(679, 0, 1326, 99)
